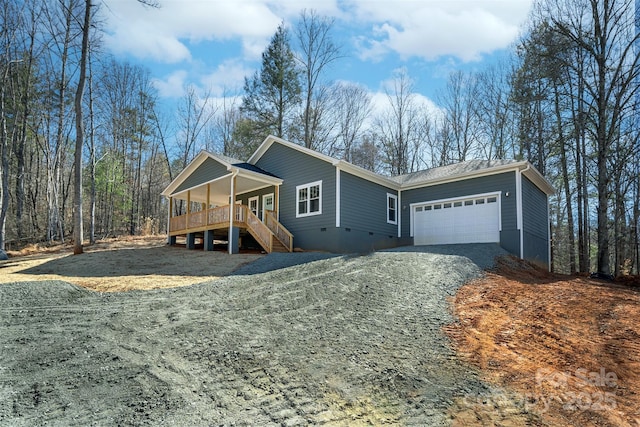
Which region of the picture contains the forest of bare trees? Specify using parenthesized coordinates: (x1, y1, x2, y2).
(0, 0, 638, 276)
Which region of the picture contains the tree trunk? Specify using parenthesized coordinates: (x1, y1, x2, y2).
(73, 0, 91, 255)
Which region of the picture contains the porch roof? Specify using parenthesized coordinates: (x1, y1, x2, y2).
(161, 151, 282, 205)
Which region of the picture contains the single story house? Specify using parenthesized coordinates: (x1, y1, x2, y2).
(161, 135, 554, 268)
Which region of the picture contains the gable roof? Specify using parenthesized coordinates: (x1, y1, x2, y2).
(163, 136, 554, 200)
(249, 135, 400, 189)
(161, 150, 282, 198)
(249, 135, 554, 195)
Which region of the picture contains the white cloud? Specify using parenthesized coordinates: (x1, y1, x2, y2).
(349, 0, 532, 62)
(200, 60, 253, 96)
(101, 0, 285, 63)
(152, 70, 188, 98)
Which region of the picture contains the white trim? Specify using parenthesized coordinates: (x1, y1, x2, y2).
(249, 135, 401, 190)
(229, 165, 283, 186)
(262, 193, 274, 221)
(235, 184, 272, 197)
(517, 171, 523, 259)
(162, 149, 283, 198)
(296, 180, 322, 218)
(229, 172, 237, 254)
(249, 135, 338, 167)
(168, 173, 233, 199)
(166, 196, 171, 241)
(276, 185, 281, 222)
(335, 168, 341, 228)
(397, 191, 402, 238)
(335, 161, 400, 189)
(399, 163, 553, 196)
(409, 191, 502, 238)
(248, 196, 259, 216)
(386, 193, 398, 225)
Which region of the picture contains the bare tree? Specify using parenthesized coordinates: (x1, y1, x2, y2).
(0, 0, 24, 251)
(176, 85, 216, 169)
(328, 82, 372, 162)
(295, 9, 342, 148)
(476, 62, 517, 160)
(437, 70, 483, 163)
(375, 68, 424, 175)
(539, 0, 640, 275)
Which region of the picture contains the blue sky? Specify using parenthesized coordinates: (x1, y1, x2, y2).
(99, 0, 533, 112)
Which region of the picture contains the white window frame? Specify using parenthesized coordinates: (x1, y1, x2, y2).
(262, 193, 274, 221)
(248, 196, 259, 217)
(387, 193, 398, 225)
(296, 181, 322, 218)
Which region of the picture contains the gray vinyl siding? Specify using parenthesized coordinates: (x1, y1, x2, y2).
(305, 227, 399, 253)
(400, 172, 520, 256)
(236, 186, 277, 219)
(175, 158, 229, 193)
(255, 142, 336, 251)
(338, 170, 399, 252)
(522, 176, 549, 267)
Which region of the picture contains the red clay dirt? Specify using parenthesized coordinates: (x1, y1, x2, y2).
(446, 256, 640, 426)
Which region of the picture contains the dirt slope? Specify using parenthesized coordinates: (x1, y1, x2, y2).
(0, 248, 535, 426)
(446, 256, 640, 426)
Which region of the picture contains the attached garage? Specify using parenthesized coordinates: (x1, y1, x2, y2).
(411, 192, 501, 245)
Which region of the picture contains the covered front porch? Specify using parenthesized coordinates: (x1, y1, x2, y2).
(161, 152, 293, 254)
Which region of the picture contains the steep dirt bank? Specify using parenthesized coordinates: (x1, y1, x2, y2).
(446, 256, 640, 426)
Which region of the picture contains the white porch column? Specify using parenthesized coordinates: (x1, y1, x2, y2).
(229, 174, 237, 254)
(166, 196, 172, 243)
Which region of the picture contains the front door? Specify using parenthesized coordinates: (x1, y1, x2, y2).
(262, 193, 274, 221)
(248, 196, 259, 217)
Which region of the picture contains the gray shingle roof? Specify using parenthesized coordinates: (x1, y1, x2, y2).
(390, 159, 521, 186)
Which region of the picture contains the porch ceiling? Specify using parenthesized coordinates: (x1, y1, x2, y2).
(170, 173, 278, 206)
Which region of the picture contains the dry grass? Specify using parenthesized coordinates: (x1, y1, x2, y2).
(0, 236, 263, 292)
(446, 256, 640, 426)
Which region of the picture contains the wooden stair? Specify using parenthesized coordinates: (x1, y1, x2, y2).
(270, 239, 289, 253)
(244, 209, 293, 253)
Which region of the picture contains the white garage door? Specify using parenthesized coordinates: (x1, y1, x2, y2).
(413, 194, 500, 245)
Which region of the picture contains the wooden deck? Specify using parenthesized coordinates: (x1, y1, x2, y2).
(169, 204, 293, 253)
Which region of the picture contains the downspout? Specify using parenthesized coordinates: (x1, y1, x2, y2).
(166, 196, 172, 244)
(397, 190, 401, 238)
(229, 169, 239, 255)
(335, 167, 341, 228)
(517, 163, 531, 259)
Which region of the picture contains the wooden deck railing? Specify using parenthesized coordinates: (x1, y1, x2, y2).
(245, 209, 273, 253)
(169, 204, 292, 253)
(265, 210, 293, 252)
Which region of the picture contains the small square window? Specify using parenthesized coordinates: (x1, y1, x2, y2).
(434, 204, 442, 210)
(454, 201, 462, 207)
(487, 197, 497, 203)
(425, 205, 432, 211)
(443, 202, 452, 208)
(476, 199, 485, 205)
(464, 200, 474, 206)
(416, 206, 423, 212)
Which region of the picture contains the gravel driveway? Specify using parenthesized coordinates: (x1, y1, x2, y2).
(0, 244, 536, 425)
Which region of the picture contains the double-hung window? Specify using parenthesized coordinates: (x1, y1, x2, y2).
(387, 193, 398, 224)
(296, 181, 322, 217)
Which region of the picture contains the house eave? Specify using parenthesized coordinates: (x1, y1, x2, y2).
(398, 161, 555, 195)
(334, 160, 400, 190)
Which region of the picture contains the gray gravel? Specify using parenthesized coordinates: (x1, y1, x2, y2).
(0, 244, 535, 426)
